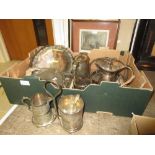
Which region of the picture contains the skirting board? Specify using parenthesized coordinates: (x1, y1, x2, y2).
(0, 104, 18, 125)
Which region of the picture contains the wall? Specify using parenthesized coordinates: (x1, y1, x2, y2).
(0, 19, 135, 62)
(151, 43, 155, 56)
(52, 19, 136, 52)
(0, 31, 10, 63)
(52, 19, 69, 47)
(116, 19, 136, 51)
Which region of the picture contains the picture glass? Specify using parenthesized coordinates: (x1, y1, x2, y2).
(80, 29, 109, 52)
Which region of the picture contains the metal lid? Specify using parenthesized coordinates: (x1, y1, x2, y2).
(74, 53, 89, 62)
(95, 57, 125, 72)
(58, 94, 84, 114)
(32, 93, 52, 107)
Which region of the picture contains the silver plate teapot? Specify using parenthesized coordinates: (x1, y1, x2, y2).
(90, 57, 135, 86)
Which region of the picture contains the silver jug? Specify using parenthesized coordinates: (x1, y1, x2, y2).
(22, 93, 55, 127)
(73, 52, 90, 78)
(73, 53, 90, 89)
(22, 81, 62, 127)
(58, 94, 84, 133)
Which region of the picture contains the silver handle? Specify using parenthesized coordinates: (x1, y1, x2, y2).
(21, 96, 32, 110)
(44, 81, 62, 118)
(120, 66, 135, 87)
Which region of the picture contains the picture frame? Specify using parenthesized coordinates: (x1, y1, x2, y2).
(70, 20, 120, 52)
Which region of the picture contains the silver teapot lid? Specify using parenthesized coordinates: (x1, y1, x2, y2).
(94, 57, 125, 72)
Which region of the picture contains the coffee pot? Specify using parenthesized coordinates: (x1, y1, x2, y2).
(73, 53, 91, 89)
(90, 57, 135, 86)
(73, 52, 90, 78)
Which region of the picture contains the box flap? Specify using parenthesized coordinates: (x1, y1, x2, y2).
(130, 115, 139, 134)
(131, 114, 155, 135)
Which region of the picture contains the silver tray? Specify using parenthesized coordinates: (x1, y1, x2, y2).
(31, 45, 73, 74)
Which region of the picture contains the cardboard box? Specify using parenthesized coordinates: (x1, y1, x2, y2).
(0, 49, 153, 117)
(130, 114, 155, 135)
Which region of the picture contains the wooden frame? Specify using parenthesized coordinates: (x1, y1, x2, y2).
(45, 19, 54, 45)
(70, 20, 120, 52)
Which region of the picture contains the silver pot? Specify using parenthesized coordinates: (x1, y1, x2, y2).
(22, 93, 55, 127)
(22, 81, 62, 127)
(73, 53, 90, 89)
(90, 57, 135, 86)
(31, 93, 51, 115)
(58, 94, 84, 133)
(73, 52, 90, 78)
(32, 109, 55, 127)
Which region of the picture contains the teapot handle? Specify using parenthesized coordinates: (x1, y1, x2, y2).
(89, 58, 99, 70)
(119, 66, 135, 87)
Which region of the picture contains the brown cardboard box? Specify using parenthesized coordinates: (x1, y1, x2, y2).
(0, 49, 153, 116)
(130, 114, 155, 135)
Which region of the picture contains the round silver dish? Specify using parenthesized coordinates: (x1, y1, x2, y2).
(31, 45, 73, 74)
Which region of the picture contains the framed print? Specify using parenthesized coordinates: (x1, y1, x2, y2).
(80, 29, 109, 52)
(70, 20, 120, 52)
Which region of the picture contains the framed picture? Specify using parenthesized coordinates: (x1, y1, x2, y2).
(70, 20, 120, 52)
(80, 29, 109, 52)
